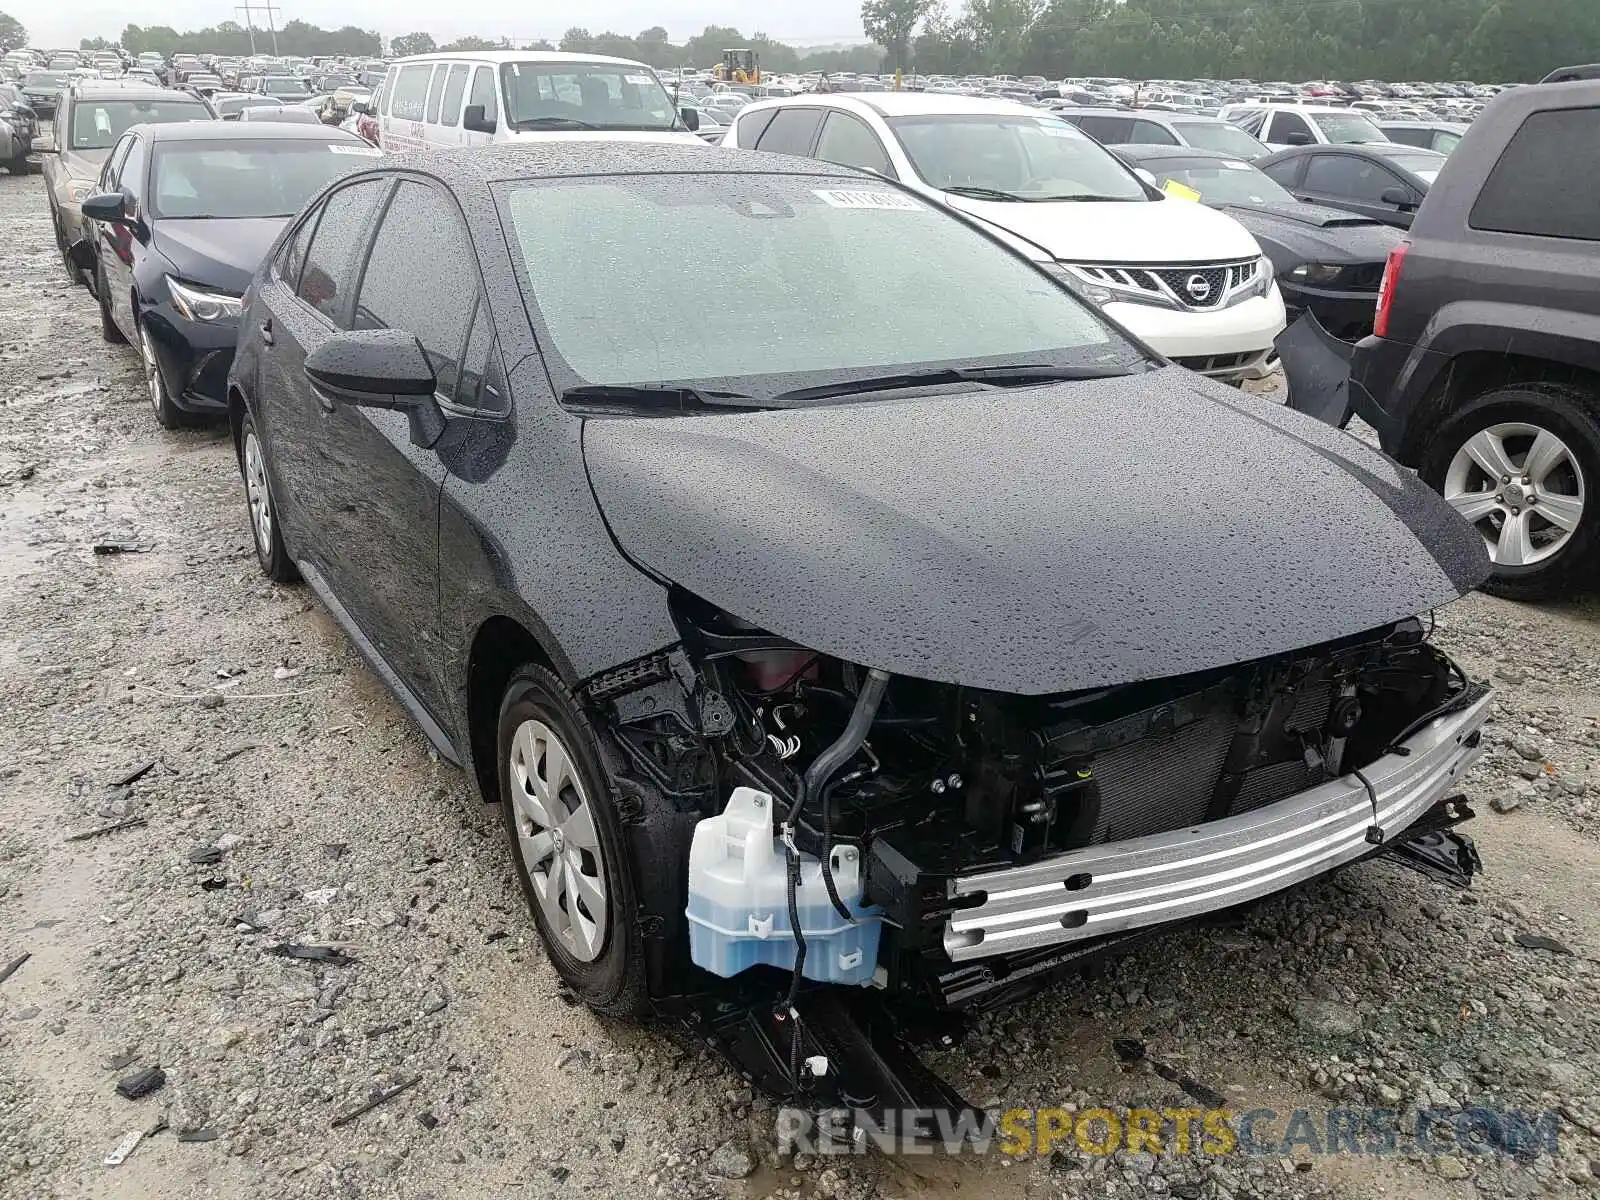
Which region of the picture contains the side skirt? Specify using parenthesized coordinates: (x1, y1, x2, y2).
(296, 558, 462, 766)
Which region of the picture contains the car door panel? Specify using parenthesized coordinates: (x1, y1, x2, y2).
(100, 134, 146, 338)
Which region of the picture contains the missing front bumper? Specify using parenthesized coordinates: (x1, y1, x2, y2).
(942, 688, 1490, 962)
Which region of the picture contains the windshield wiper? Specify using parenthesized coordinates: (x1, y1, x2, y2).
(943, 185, 1025, 202)
(512, 116, 597, 130)
(772, 363, 1141, 405)
(562, 384, 771, 413)
(1032, 193, 1144, 202)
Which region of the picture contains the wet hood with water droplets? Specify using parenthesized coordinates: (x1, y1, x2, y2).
(582, 370, 1488, 695)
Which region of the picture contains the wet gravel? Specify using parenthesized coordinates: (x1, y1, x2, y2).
(2, 169, 1599, 1199)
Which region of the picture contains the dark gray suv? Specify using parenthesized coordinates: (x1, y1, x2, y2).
(1337, 80, 1600, 599)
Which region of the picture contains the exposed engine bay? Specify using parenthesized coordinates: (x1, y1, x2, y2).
(588, 594, 1487, 1013)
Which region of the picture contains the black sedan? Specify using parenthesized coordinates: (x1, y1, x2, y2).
(1116, 144, 1401, 339)
(224, 144, 1491, 1112)
(1255, 142, 1447, 228)
(80, 121, 381, 428)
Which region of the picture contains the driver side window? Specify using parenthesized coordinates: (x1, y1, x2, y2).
(101, 134, 134, 189)
(1271, 112, 1313, 144)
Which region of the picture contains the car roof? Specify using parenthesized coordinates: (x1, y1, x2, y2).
(372, 142, 872, 189)
(739, 92, 1040, 121)
(132, 120, 359, 143)
(391, 50, 657, 68)
(1115, 144, 1245, 162)
(70, 81, 198, 101)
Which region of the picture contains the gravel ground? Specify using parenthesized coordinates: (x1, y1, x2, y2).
(2, 168, 1599, 1200)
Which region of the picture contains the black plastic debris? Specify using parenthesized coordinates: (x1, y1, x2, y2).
(266, 943, 355, 967)
(92, 539, 153, 556)
(188, 846, 225, 865)
(364, 1023, 402, 1039)
(1151, 1061, 1228, 1107)
(1514, 932, 1574, 955)
(417, 1112, 439, 1130)
(116, 1067, 167, 1100)
(110, 760, 157, 788)
(330, 1076, 421, 1128)
(324, 843, 349, 860)
(176, 1128, 219, 1143)
(0, 952, 29, 985)
(65, 816, 148, 842)
(1112, 1036, 1146, 1063)
(200, 878, 228, 892)
(550, 1167, 571, 1184)
(485, 931, 509, 944)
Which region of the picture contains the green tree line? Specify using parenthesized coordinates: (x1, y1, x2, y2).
(874, 0, 1600, 83)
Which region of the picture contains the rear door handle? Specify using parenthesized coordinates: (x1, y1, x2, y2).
(260, 317, 274, 345)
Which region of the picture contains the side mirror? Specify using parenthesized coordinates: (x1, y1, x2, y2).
(303, 329, 445, 447)
(1285, 131, 1313, 146)
(462, 103, 496, 134)
(1380, 185, 1415, 208)
(679, 105, 700, 131)
(80, 190, 129, 224)
(351, 100, 368, 115)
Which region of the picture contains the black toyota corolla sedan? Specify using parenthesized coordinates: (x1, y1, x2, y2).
(1116, 144, 1402, 339)
(227, 144, 1492, 1117)
(80, 120, 381, 428)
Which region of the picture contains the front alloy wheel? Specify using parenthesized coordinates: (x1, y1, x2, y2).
(1443, 422, 1585, 569)
(140, 323, 184, 430)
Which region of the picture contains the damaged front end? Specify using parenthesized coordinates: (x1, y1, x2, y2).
(582, 596, 1489, 1124)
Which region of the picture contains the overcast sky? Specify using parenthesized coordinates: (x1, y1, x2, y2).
(27, 1, 868, 52)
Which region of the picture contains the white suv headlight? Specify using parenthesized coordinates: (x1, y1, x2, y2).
(167, 276, 243, 322)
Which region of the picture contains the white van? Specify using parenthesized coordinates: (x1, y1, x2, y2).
(375, 50, 705, 151)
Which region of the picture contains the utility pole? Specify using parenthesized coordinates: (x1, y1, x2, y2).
(236, 1, 282, 55)
(235, 5, 257, 54)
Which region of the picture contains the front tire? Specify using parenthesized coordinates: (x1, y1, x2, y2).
(239, 409, 298, 583)
(1422, 382, 1600, 600)
(139, 319, 187, 430)
(498, 665, 647, 1017)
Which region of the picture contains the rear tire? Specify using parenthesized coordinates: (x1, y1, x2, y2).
(1422, 383, 1600, 601)
(96, 260, 125, 344)
(239, 410, 298, 583)
(498, 665, 648, 1018)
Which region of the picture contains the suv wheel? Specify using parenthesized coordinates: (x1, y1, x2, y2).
(497, 665, 647, 1017)
(1423, 383, 1600, 600)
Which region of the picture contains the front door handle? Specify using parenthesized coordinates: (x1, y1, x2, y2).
(260, 317, 274, 346)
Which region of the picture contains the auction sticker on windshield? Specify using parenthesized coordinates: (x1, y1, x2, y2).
(813, 189, 924, 211)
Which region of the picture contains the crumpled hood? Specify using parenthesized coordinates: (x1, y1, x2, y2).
(1221, 202, 1403, 265)
(154, 217, 289, 295)
(946, 192, 1262, 263)
(582, 371, 1488, 695)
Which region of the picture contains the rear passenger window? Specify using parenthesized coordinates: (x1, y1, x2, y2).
(440, 65, 469, 127)
(755, 108, 823, 156)
(1076, 116, 1132, 143)
(1261, 157, 1301, 187)
(467, 66, 498, 127)
(354, 181, 478, 398)
(1131, 120, 1180, 145)
(1471, 108, 1600, 241)
(389, 64, 431, 120)
(297, 179, 386, 326)
(1305, 153, 1396, 202)
(734, 107, 777, 148)
(425, 66, 447, 123)
(814, 112, 894, 177)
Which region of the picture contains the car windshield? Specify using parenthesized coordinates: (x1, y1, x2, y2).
(71, 100, 212, 150)
(499, 60, 678, 130)
(23, 72, 67, 88)
(149, 138, 381, 219)
(1432, 130, 1461, 154)
(1310, 112, 1387, 143)
(1142, 158, 1296, 206)
(886, 113, 1148, 200)
(263, 79, 308, 96)
(1171, 120, 1268, 158)
(500, 173, 1139, 400)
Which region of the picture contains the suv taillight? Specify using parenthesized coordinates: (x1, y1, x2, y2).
(1373, 242, 1409, 339)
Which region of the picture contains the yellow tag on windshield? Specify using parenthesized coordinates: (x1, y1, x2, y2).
(1162, 179, 1203, 202)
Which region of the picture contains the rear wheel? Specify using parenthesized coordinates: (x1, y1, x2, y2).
(1423, 383, 1600, 600)
(498, 665, 648, 1017)
(239, 410, 297, 583)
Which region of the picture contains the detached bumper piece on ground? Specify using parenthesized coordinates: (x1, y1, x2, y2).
(614, 613, 1490, 1129)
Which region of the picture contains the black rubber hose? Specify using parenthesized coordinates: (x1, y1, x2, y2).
(794, 668, 891, 823)
(782, 845, 807, 1009)
(819, 779, 854, 923)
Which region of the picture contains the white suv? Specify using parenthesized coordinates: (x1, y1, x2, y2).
(721, 93, 1285, 382)
(1219, 104, 1391, 151)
